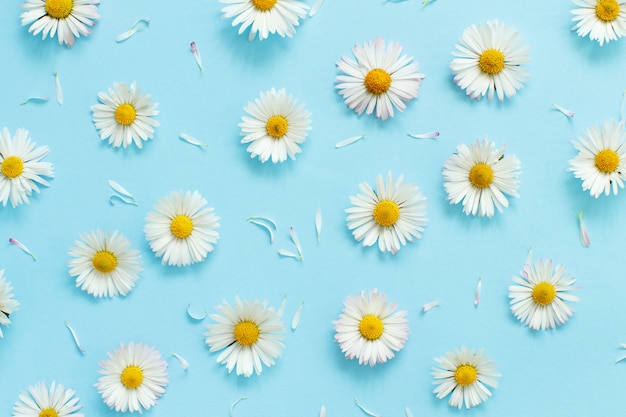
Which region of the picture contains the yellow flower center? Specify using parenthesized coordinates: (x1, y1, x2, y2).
(121, 365, 144, 389)
(478, 49, 505, 75)
(234, 320, 260, 346)
(454, 364, 477, 386)
(1, 156, 24, 179)
(251, 0, 277, 11)
(92, 250, 118, 273)
(364, 68, 392, 95)
(596, 0, 620, 21)
(359, 314, 384, 340)
(595, 149, 620, 173)
(39, 408, 59, 417)
(266, 115, 289, 139)
(532, 282, 556, 306)
(114, 103, 137, 126)
(45, 0, 73, 19)
(469, 163, 494, 188)
(170, 215, 194, 239)
(373, 200, 400, 227)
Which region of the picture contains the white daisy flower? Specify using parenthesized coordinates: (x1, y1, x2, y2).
(431, 346, 500, 409)
(220, 0, 309, 41)
(13, 381, 83, 417)
(68, 230, 142, 298)
(144, 190, 220, 267)
(442, 137, 521, 218)
(568, 120, 626, 197)
(333, 289, 409, 367)
(572, 0, 626, 45)
(20, 0, 100, 47)
(336, 37, 425, 121)
(91, 82, 159, 149)
(0, 127, 54, 208)
(345, 172, 428, 254)
(95, 342, 169, 413)
(204, 296, 285, 377)
(240, 88, 312, 163)
(450, 20, 530, 101)
(0, 270, 19, 338)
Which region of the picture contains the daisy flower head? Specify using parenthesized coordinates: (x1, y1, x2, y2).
(346, 172, 428, 254)
(220, 0, 309, 41)
(450, 20, 530, 101)
(333, 289, 409, 367)
(568, 120, 626, 197)
(240, 88, 312, 163)
(442, 137, 521, 218)
(335, 37, 425, 121)
(144, 190, 220, 267)
(0, 270, 20, 338)
(68, 230, 142, 298)
(572, 0, 626, 45)
(204, 296, 285, 377)
(20, 0, 100, 47)
(91, 82, 159, 149)
(95, 342, 169, 413)
(13, 381, 83, 417)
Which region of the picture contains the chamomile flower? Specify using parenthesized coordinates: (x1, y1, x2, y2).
(91, 82, 159, 149)
(442, 137, 521, 218)
(0, 270, 19, 338)
(68, 230, 142, 298)
(240, 88, 312, 163)
(450, 20, 530, 101)
(431, 346, 500, 409)
(572, 0, 626, 45)
(144, 190, 220, 267)
(336, 37, 425, 120)
(220, 0, 309, 41)
(20, 0, 100, 47)
(333, 289, 409, 367)
(13, 381, 83, 417)
(204, 296, 285, 377)
(346, 172, 428, 254)
(95, 342, 169, 413)
(568, 120, 626, 197)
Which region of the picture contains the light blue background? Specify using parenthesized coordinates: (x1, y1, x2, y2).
(1, 0, 626, 416)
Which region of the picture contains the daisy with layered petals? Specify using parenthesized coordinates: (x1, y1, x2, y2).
(13, 381, 83, 417)
(20, 0, 100, 47)
(450, 20, 530, 101)
(220, 0, 309, 41)
(432, 346, 500, 409)
(333, 289, 409, 367)
(336, 37, 425, 120)
(442, 137, 521, 218)
(204, 296, 285, 377)
(95, 342, 168, 413)
(68, 230, 142, 298)
(346, 172, 427, 254)
(572, 0, 626, 45)
(0, 270, 19, 338)
(240, 88, 312, 163)
(91, 82, 159, 149)
(568, 120, 626, 197)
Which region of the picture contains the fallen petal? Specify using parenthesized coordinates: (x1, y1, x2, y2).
(315, 208, 322, 242)
(20, 96, 50, 105)
(9, 238, 36, 261)
(291, 301, 304, 330)
(335, 134, 365, 148)
(171, 352, 190, 369)
(407, 131, 439, 139)
(421, 300, 440, 312)
(552, 103, 574, 118)
(65, 321, 86, 353)
(55, 72, 63, 105)
(179, 132, 208, 147)
(187, 303, 208, 321)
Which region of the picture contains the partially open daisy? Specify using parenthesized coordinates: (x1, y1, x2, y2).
(91, 82, 159, 149)
(144, 190, 220, 267)
(442, 137, 521, 218)
(450, 20, 530, 101)
(13, 381, 83, 417)
(204, 296, 285, 377)
(568, 120, 626, 197)
(346, 172, 427, 254)
(240, 88, 312, 163)
(432, 346, 500, 409)
(68, 230, 142, 298)
(220, 0, 309, 41)
(0, 270, 19, 338)
(333, 289, 408, 367)
(0, 127, 54, 208)
(20, 0, 100, 47)
(336, 37, 425, 120)
(95, 342, 168, 413)
(572, 0, 626, 45)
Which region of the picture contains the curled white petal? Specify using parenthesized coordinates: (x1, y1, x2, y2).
(9, 238, 36, 261)
(290, 227, 303, 258)
(315, 208, 322, 242)
(474, 277, 482, 306)
(187, 304, 208, 321)
(407, 132, 439, 139)
(578, 211, 590, 247)
(291, 301, 304, 330)
(116, 18, 150, 42)
(230, 396, 247, 417)
(278, 249, 302, 260)
(335, 135, 365, 148)
(108, 180, 136, 201)
(179, 132, 208, 147)
(354, 398, 381, 417)
(171, 352, 189, 369)
(65, 321, 86, 353)
(552, 103, 574, 118)
(421, 300, 440, 312)
(20, 96, 50, 105)
(247, 218, 275, 244)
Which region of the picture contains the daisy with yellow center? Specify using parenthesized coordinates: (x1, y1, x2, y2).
(572, 0, 626, 45)
(67, 230, 142, 298)
(0, 270, 19, 338)
(568, 120, 626, 197)
(450, 20, 530, 101)
(442, 137, 521, 218)
(432, 346, 500, 409)
(220, 0, 308, 41)
(336, 37, 425, 120)
(91, 81, 160, 149)
(333, 289, 409, 367)
(13, 381, 83, 417)
(204, 296, 285, 377)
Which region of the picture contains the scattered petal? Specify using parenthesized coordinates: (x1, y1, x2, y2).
(19, 96, 50, 105)
(578, 211, 590, 247)
(230, 396, 247, 417)
(247, 216, 277, 229)
(54, 72, 63, 105)
(187, 303, 208, 321)
(291, 301, 304, 330)
(320, 405, 327, 417)
(190, 42, 203, 72)
(278, 294, 287, 317)
(474, 277, 482, 307)
(405, 407, 413, 417)
(354, 398, 381, 417)
(9, 238, 36, 261)
(422, 0, 436, 6)
(65, 321, 86, 353)
(309, 0, 324, 16)
(290, 226, 303, 258)
(108, 179, 136, 201)
(407, 131, 439, 139)
(115, 18, 150, 42)
(247, 218, 275, 244)
(335, 135, 365, 148)
(315, 208, 322, 242)
(179, 132, 208, 148)
(421, 300, 440, 312)
(552, 103, 574, 118)
(278, 249, 302, 260)
(616, 355, 626, 364)
(109, 195, 138, 206)
(171, 352, 189, 369)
